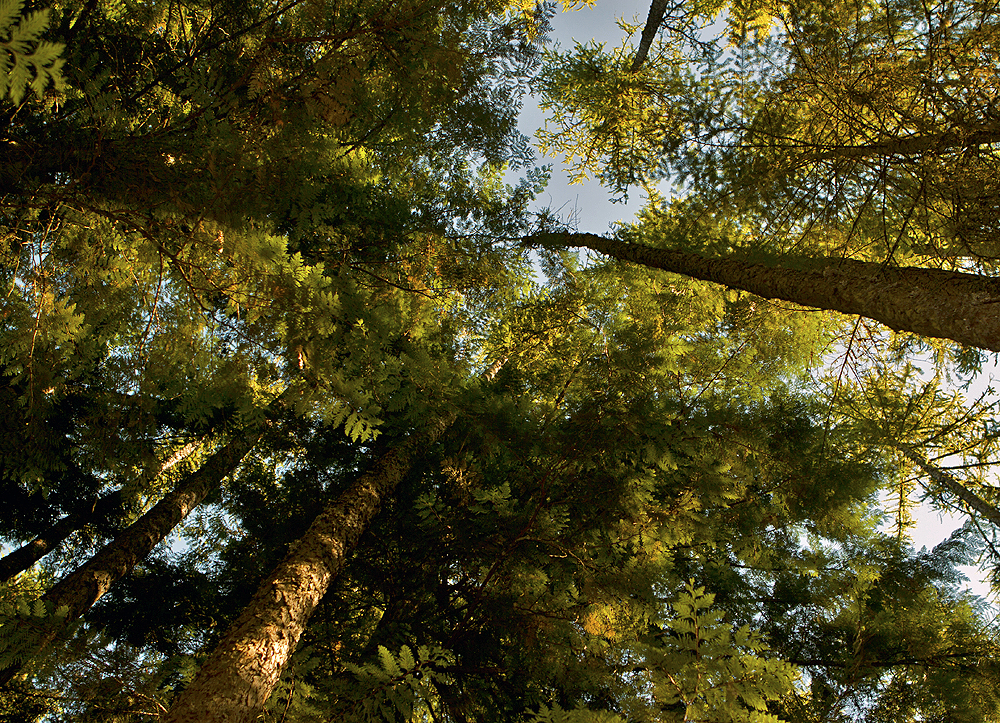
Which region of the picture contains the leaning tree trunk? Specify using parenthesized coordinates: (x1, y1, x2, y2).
(631, 0, 669, 72)
(0, 434, 257, 685)
(0, 440, 202, 584)
(533, 232, 1000, 352)
(162, 411, 458, 723)
(0, 492, 123, 585)
(896, 443, 1000, 527)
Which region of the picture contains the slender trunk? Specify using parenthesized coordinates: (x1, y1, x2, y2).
(45, 435, 254, 620)
(534, 232, 1000, 351)
(630, 0, 669, 72)
(162, 412, 458, 723)
(896, 444, 1000, 527)
(0, 434, 256, 685)
(0, 440, 201, 584)
(0, 493, 121, 585)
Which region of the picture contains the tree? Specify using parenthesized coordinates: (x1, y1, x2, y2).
(161, 408, 462, 723)
(0, 432, 259, 685)
(526, 229, 1000, 352)
(3, 0, 1000, 720)
(2, 0, 548, 709)
(533, 0, 1000, 358)
(0, 440, 199, 585)
(897, 444, 1000, 528)
(31, 249, 989, 721)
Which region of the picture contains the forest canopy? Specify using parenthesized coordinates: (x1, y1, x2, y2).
(1, 0, 999, 721)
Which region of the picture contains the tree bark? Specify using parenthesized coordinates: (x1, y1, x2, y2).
(0, 440, 201, 584)
(0, 434, 256, 685)
(797, 127, 1000, 163)
(0, 493, 122, 585)
(896, 443, 1000, 527)
(631, 0, 670, 72)
(162, 412, 458, 723)
(532, 232, 1000, 352)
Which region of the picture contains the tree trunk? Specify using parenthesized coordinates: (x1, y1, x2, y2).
(162, 412, 458, 723)
(0, 434, 256, 685)
(896, 443, 1000, 527)
(533, 232, 1000, 352)
(0, 440, 201, 584)
(631, 0, 670, 72)
(0, 492, 122, 585)
(800, 127, 1000, 163)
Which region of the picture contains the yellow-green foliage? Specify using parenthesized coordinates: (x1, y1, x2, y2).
(642, 582, 798, 723)
(0, 0, 64, 104)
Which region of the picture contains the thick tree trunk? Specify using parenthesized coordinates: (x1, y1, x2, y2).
(897, 444, 1000, 527)
(0, 435, 256, 685)
(534, 232, 1000, 352)
(162, 412, 458, 723)
(0, 440, 201, 584)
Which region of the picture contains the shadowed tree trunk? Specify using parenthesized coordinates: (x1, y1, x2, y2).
(161, 412, 458, 723)
(531, 232, 1000, 352)
(631, 0, 670, 72)
(896, 443, 1000, 527)
(162, 359, 508, 723)
(0, 434, 257, 685)
(0, 492, 124, 585)
(0, 440, 202, 584)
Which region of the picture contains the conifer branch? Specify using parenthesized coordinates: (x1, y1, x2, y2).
(896, 443, 1000, 528)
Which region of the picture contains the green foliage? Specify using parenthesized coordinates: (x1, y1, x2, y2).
(1, 0, 999, 721)
(639, 581, 797, 723)
(529, 702, 626, 723)
(0, 591, 71, 679)
(0, 0, 64, 104)
(330, 644, 456, 723)
(768, 531, 1000, 723)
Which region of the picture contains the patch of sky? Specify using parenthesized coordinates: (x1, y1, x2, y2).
(506, 0, 652, 233)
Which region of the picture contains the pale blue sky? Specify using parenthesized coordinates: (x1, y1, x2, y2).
(519, 1, 651, 232)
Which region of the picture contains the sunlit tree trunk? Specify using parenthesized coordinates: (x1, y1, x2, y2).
(535, 232, 1000, 352)
(162, 412, 458, 723)
(164, 355, 508, 723)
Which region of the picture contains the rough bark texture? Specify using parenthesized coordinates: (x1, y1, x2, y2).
(163, 412, 458, 723)
(0, 435, 255, 685)
(538, 232, 1000, 352)
(898, 444, 1000, 527)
